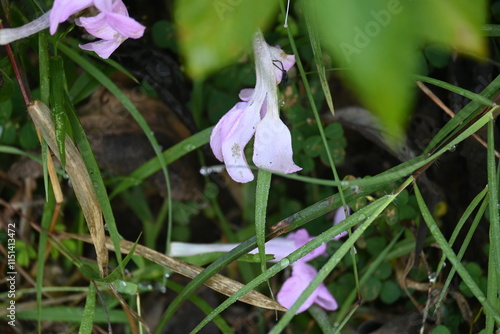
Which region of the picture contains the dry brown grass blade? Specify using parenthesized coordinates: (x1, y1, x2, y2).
(60, 231, 288, 312)
(27, 100, 108, 277)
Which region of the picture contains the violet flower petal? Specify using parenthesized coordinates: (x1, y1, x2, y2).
(92, 0, 113, 12)
(239, 88, 254, 102)
(49, 0, 93, 34)
(333, 206, 350, 240)
(314, 283, 339, 311)
(76, 12, 115, 40)
(220, 103, 262, 183)
(277, 262, 337, 313)
(210, 102, 248, 162)
(79, 36, 125, 59)
(288, 229, 327, 262)
(76, 0, 145, 40)
(253, 113, 302, 174)
(248, 237, 296, 262)
(209, 30, 300, 182)
(103, 11, 145, 38)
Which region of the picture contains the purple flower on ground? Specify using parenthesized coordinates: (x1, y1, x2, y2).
(168, 211, 351, 314)
(272, 229, 338, 313)
(333, 205, 350, 240)
(263, 210, 351, 313)
(49, 0, 93, 34)
(50, 0, 145, 58)
(75, 0, 145, 58)
(277, 261, 338, 313)
(210, 30, 301, 183)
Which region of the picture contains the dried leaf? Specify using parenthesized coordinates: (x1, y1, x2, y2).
(27, 100, 108, 276)
(61, 231, 287, 312)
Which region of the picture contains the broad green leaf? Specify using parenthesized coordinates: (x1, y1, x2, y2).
(308, 0, 487, 140)
(175, 0, 279, 78)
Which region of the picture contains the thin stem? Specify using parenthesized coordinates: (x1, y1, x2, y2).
(0, 21, 31, 104)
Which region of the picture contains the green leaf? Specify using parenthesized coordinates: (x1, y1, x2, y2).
(0, 100, 13, 120)
(152, 20, 178, 51)
(380, 280, 401, 304)
(17, 306, 127, 324)
(308, 0, 487, 140)
(175, 0, 279, 78)
(373, 261, 392, 280)
(431, 325, 452, 334)
(304, 135, 323, 157)
(79, 283, 96, 334)
(0, 69, 14, 103)
(366, 236, 387, 256)
(19, 123, 40, 150)
(360, 277, 382, 301)
(324, 122, 344, 141)
(50, 56, 69, 168)
(0, 122, 16, 144)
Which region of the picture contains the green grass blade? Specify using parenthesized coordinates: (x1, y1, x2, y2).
(283, 110, 492, 191)
(414, 74, 495, 107)
(414, 183, 500, 325)
(334, 229, 404, 326)
(79, 282, 96, 334)
(167, 281, 234, 334)
(190, 192, 399, 334)
(49, 56, 68, 169)
(35, 187, 55, 334)
(308, 305, 334, 333)
(303, 3, 334, 115)
(421, 73, 500, 154)
(64, 93, 123, 266)
(0, 145, 44, 163)
(155, 182, 385, 333)
(111, 127, 212, 197)
(255, 170, 272, 275)
(486, 116, 500, 331)
(270, 177, 413, 333)
(59, 42, 175, 267)
(436, 190, 488, 313)
(17, 307, 128, 323)
(36, 28, 51, 334)
(436, 186, 488, 275)
(482, 24, 500, 36)
(57, 43, 170, 197)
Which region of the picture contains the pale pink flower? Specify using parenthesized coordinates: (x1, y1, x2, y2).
(50, 0, 145, 58)
(210, 30, 300, 183)
(277, 261, 338, 313)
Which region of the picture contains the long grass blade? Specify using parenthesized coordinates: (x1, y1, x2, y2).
(414, 183, 500, 325)
(486, 115, 500, 331)
(79, 282, 96, 334)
